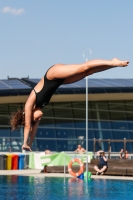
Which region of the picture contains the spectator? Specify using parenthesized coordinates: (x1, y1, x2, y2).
(94, 150, 108, 175)
(45, 149, 51, 154)
(74, 145, 86, 154)
(124, 150, 129, 159)
(119, 149, 125, 159)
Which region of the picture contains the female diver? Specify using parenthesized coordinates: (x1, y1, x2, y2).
(10, 58, 129, 151)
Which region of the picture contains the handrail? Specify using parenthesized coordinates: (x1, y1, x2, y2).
(1, 137, 133, 155)
(93, 138, 130, 158)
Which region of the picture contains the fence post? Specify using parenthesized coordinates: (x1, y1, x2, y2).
(99, 138, 102, 150)
(108, 139, 110, 159)
(124, 138, 126, 154)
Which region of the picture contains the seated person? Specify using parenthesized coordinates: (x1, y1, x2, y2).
(45, 149, 51, 154)
(124, 150, 129, 159)
(119, 148, 125, 159)
(74, 145, 86, 154)
(94, 150, 108, 175)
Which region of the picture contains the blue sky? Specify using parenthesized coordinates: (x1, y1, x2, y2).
(0, 0, 133, 79)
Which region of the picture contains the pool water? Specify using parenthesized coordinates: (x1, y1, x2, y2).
(0, 176, 132, 200)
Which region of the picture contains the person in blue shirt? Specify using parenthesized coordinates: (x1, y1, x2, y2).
(94, 150, 108, 175)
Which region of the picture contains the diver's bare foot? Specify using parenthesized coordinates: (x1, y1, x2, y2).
(112, 58, 129, 67)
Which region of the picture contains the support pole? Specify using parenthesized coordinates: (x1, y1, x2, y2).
(64, 155, 66, 177)
(86, 77, 88, 179)
(93, 138, 96, 158)
(124, 138, 126, 154)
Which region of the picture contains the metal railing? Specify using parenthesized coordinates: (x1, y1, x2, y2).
(0, 136, 133, 158)
(93, 138, 133, 159)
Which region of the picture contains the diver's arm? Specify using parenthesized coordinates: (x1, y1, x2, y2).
(22, 103, 33, 151)
(28, 120, 40, 147)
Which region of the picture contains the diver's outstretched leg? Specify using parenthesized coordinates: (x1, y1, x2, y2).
(47, 58, 129, 83)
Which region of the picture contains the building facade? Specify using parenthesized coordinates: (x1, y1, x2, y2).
(0, 78, 133, 152)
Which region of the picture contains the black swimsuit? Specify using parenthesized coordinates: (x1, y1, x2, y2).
(33, 68, 64, 108)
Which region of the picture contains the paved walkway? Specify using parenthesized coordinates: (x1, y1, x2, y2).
(0, 170, 133, 180)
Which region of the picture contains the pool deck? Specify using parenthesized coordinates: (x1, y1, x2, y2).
(0, 170, 133, 180)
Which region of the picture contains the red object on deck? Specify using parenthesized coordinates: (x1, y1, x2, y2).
(12, 155, 18, 170)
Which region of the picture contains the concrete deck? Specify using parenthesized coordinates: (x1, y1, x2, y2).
(0, 170, 133, 180)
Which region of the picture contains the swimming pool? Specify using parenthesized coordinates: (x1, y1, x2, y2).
(0, 176, 132, 200)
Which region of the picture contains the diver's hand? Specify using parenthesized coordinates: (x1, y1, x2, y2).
(22, 144, 32, 151)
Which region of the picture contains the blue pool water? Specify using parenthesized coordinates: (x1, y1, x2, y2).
(0, 176, 132, 200)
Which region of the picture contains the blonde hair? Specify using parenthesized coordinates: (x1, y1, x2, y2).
(10, 110, 25, 131)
